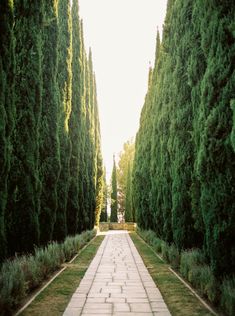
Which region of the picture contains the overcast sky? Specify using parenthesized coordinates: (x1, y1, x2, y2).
(79, 0, 167, 180)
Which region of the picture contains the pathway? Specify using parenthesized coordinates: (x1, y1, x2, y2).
(63, 231, 171, 316)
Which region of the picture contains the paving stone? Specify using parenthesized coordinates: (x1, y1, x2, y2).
(87, 292, 109, 298)
(113, 313, 153, 316)
(113, 303, 130, 312)
(83, 303, 112, 310)
(126, 298, 149, 303)
(102, 287, 122, 293)
(63, 307, 82, 316)
(130, 303, 152, 312)
(86, 297, 106, 303)
(106, 297, 126, 303)
(68, 299, 86, 308)
(82, 310, 112, 315)
(151, 302, 168, 310)
(153, 312, 172, 316)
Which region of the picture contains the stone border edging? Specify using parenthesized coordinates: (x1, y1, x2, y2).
(14, 234, 97, 316)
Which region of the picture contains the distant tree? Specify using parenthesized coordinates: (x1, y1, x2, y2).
(125, 161, 134, 222)
(117, 139, 135, 221)
(100, 168, 108, 222)
(110, 156, 118, 222)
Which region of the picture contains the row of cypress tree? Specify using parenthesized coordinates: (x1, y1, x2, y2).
(133, 0, 235, 278)
(0, 0, 104, 261)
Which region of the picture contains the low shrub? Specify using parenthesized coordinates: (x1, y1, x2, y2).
(161, 241, 170, 263)
(151, 237, 162, 254)
(63, 236, 77, 260)
(20, 255, 42, 291)
(137, 228, 162, 253)
(168, 244, 180, 269)
(0, 258, 26, 311)
(180, 249, 205, 279)
(188, 264, 218, 303)
(0, 229, 96, 315)
(221, 276, 235, 316)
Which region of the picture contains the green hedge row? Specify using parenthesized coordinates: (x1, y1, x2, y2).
(0, 229, 96, 315)
(137, 228, 235, 316)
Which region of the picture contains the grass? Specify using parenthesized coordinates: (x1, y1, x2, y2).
(130, 232, 214, 316)
(20, 235, 105, 316)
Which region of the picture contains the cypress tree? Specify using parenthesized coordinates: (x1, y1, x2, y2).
(86, 50, 96, 229)
(94, 77, 104, 227)
(100, 168, 108, 222)
(67, 0, 82, 235)
(133, 67, 156, 231)
(110, 156, 118, 222)
(125, 161, 133, 222)
(53, 0, 72, 242)
(117, 140, 135, 221)
(194, 0, 235, 276)
(231, 99, 235, 152)
(167, 0, 198, 249)
(150, 18, 173, 243)
(39, 0, 60, 245)
(0, 0, 15, 260)
(7, 0, 43, 254)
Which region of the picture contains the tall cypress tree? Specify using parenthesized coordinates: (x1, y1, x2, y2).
(93, 75, 104, 226)
(231, 99, 235, 152)
(86, 50, 96, 229)
(194, 0, 235, 276)
(7, 0, 43, 254)
(67, 0, 82, 235)
(125, 161, 133, 222)
(53, 0, 72, 242)
(0, 0, 15, 260)
(167, 0, 198, 249)
(133, 67, 156, 231)
(39, 0, 60, 245)
(110, 156, 118, 222)
(100, 168, 108, 222)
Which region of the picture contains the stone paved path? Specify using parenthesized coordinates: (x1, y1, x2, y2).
(63, 231, 171, 316)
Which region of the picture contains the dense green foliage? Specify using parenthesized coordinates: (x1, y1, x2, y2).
(39, 1, 60, 245)
(133, 0, 235, 280)
(0, 0, 15, 261)
(53, 0, 72, 242)
(117, 140, 135, 222)
(100, 168, 108, 222)
(125, 161, 134, 222)
(7, 0, 44, 254)
(0, 0, 103, 260)
(110, 156, 118, 222)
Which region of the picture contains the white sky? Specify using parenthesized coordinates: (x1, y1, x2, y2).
(79, 0, 167, 180)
